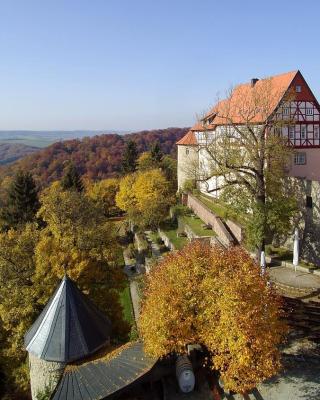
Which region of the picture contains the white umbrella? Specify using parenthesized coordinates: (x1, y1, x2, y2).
(260, 250, 266, 276)
(293, 228, 299, 274)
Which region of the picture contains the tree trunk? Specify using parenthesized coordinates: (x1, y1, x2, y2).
(256, 176, 267, 260)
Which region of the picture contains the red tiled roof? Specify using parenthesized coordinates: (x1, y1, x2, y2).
(176, 130, 197, 145)
(177, 71, 300, 146)
(190, 122, 205, 131)
(205, 71, 298, 125)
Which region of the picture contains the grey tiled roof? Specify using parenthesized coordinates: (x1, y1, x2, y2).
(52, 342, 157, 400)
(24, 276, 112, 363)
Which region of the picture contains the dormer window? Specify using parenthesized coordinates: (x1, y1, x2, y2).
(295, 85, 302, 93)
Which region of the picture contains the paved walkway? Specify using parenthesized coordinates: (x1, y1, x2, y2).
(228, 355, 320, 400)
(269, 266, 320, 290)
(130, 280, 141, 322)
(122, 249, 141, 323)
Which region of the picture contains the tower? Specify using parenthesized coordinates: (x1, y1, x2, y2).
(24, 276, 112, 399)
(176, 129, 199, 191)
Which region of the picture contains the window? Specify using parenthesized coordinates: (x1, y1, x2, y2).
(283, 108, 289, 115)
(306, 108, 313, 116)
(315, 126, 319, 139)
(301, 126, 306, 139)
(274, 126, 281, 135)
(186, 148, 189, 155)
(306, 196, 313, 208)
(294, 152, 306, 165)
(289, 126, 295, 139)
(296, 85, 302, 93)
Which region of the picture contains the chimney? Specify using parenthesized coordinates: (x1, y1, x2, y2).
(251, 78, 259, 87)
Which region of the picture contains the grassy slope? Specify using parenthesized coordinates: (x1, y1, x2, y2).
(197, 193, 246, 225)
(181, 215, 216, 237)
(119, 284, 135, 326)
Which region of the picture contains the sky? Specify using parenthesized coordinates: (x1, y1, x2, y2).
(0, 0, 320, 131)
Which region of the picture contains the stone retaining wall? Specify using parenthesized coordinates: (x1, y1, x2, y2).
(158, 229, 176, 251)
(186, 194, 235, 247)
(225, 219, 243, 243)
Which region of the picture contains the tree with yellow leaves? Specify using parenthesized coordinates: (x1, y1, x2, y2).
(0, 223, 40, 396)
(0, 182, 130, 398)
(35, 182, 129, 338)
(137, 151, 155, 171)
(116, 169, 173, 228)
(86, 178, 120, 217)
(139, 242, 286, 394)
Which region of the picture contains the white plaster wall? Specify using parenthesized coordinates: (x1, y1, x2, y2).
(177, 145, 199, 190)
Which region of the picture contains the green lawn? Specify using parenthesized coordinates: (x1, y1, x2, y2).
(197, 193, 246, 225)
(162, 227, 188, 250)
(149, 231, 161, 243)
(181, 215, 216, 237)
(265, 245, 292, 261)
(265, 245, 318, 269)
(119, 283, 134, 326)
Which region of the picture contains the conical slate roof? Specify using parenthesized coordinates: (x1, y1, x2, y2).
(24, 276, 112, 363)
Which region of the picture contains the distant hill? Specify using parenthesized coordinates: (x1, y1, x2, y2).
(0, 143, 39, 165)
(0, 130, 129, 148)
(0, 127, 189, 186)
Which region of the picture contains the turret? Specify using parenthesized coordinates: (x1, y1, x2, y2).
(24, 275, 111, 399)
(176, 130, 199, 191)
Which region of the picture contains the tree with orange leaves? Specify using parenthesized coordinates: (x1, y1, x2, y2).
(139, 242, 286, 394)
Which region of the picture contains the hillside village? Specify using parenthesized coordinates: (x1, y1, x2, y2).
(0, 70, 320, 400)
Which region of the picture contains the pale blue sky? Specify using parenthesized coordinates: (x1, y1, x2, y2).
(0, 0, 319, 130)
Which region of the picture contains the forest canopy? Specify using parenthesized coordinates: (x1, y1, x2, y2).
(0, 128, 188, 188)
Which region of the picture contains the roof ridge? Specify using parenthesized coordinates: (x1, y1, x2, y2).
(236, 70, 298, 87)
(24, 276, 112, 363)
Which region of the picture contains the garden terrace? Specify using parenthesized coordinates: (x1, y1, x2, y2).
(179, 215, 216, 238)
(159, 220, 188, 250)
(195, 192, 247, 227)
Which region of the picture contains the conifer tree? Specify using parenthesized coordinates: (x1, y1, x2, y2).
(121, 140, 138, 174)
(1, 171, 39, 228)
(150, 141, 163, 164)
(61, 163, 84, 192)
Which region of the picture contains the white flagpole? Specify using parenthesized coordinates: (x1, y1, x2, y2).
(293, 228, 299, 275)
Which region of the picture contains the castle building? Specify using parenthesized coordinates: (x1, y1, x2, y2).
(177, 70, 320, 193)
(177, 70, 320, 263)
(24, 276, 155, 400)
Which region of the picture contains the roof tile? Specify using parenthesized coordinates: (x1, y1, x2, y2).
(176, 130, 197, 145)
